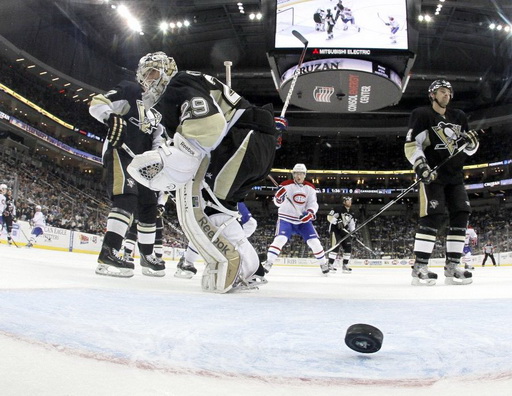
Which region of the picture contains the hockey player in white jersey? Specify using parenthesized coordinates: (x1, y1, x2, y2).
(263, 164, 329, 275)
(26, 205, 45, 247)
(462, 225, 477, 270)
(340, 8, 360, 32)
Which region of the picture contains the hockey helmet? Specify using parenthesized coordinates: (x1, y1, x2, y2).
(0, 183, 7, 193)
(428, 79, 453, 99)
(35, 205, 41, 210)
(342, 196, 352, 204)
(136, 51, 178, 107)
(292, 163, 307, 174)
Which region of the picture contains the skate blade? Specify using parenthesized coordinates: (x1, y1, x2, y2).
(174, 269, 195, 279)
(342, 269, 352, 274)
(95, 263, 134, 278)
(444, 277, 473, 285)
(141, 267, 166, 277)
(411, 277, 436, 286)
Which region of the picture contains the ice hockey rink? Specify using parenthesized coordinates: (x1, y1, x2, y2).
(1, 245, 512, 396)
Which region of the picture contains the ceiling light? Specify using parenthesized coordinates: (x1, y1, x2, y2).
(159, 21, 168, 31)
(16, 58, 24, 62)
(27, 65, 35, 68)
(64, 83, 71, 86)
(76, 88, 83, 92)
(496, 25, 503, 31)
(489, 23, 496, 29)
(184, 20, 190, 27)
(52, 77, 59, 81)
(39, 71, 47, 75)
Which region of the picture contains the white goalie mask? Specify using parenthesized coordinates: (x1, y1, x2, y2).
(136, 51, 178, 108)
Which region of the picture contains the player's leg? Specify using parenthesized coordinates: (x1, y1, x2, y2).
(264, 220, 291, 272)
(300, 223, 328, 274)
(444, 184, 473, 284)
(411, 183, 445, 285)
(137, 186, 164, 277)
(340, 238, 353, 273)
(96, 149, 137, 277)
(175, 243, 200, 279)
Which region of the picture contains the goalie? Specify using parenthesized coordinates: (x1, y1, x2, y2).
(127, 52, 277, 293)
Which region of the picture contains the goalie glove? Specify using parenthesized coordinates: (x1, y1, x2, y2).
(300, 209, 315, 223)
(413, 157, 437, 184)
(127, 135, 202, 191)
(106, 113, 127, 148)
(275, 186, 287, 205)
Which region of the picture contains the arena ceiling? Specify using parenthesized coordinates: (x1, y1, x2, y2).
(1, 0, 512, 134)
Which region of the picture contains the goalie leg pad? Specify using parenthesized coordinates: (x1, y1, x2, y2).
(175, 158, 242, 293)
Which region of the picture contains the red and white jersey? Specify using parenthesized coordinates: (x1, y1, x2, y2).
(465, 227, 477, 246)
(274, 179, 318, 224)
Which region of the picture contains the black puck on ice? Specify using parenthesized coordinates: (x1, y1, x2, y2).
(344, 323, 383, 354)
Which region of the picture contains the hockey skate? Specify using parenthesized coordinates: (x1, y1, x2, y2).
(464, 263, 475, 270)
(247, 275, 268, 286)
(26, 242, 33, 248)
(262, 260, 273, 273)
(174, 256, 197, 279)
(342, 264, 352, 274)
(327, 262, 337, 273)
(96, 246, 134, 278)
(445, 260, 473, 285)
(411, 263, 437, 286)
(320, 262, 330, 275)
(140, 254, 166, 277)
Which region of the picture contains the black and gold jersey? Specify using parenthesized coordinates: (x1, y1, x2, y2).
(404, 106, 470, 184)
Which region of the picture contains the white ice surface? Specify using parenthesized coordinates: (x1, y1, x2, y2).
(1, 245, 511, 396)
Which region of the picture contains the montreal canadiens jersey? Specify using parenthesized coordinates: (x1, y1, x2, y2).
(404, 106, 473, 184)
(274, 179, 318, 225)
(465, 227, 477, 246)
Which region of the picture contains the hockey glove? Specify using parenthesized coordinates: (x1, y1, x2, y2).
(275, 186, 287, 204)
(274, 117, 287, 150)
(274, 116, 288, 131)
(156, 204, 166, 218)
(461, 130, 479, 151)
(328, 210, 339, 225)
(413, 157, 437, 184)
(300, 210, 315, 223)
(106, 113, 127, 148)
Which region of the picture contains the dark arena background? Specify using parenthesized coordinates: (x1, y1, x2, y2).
(1, 1, 512, 395)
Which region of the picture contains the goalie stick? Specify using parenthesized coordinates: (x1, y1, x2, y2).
(326, 139, 474, 254)
(280, 30, 309, 118)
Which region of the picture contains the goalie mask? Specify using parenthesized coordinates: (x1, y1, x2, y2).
(136, 51, 178, 108)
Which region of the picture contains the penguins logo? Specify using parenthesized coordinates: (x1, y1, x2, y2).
(433, 122, 462, 155)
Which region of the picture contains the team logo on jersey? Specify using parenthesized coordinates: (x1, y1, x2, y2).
(433, 122, 462, 154)
(293, 193, 307, 204)
(127, 178, 136, 188)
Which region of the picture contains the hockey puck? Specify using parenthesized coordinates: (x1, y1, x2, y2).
(344, 323, 383, 354)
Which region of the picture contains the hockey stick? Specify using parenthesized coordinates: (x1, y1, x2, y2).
(377, 12, 387, 24)
(326, 141, 471, 254)
(280, 30, 309, 117)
